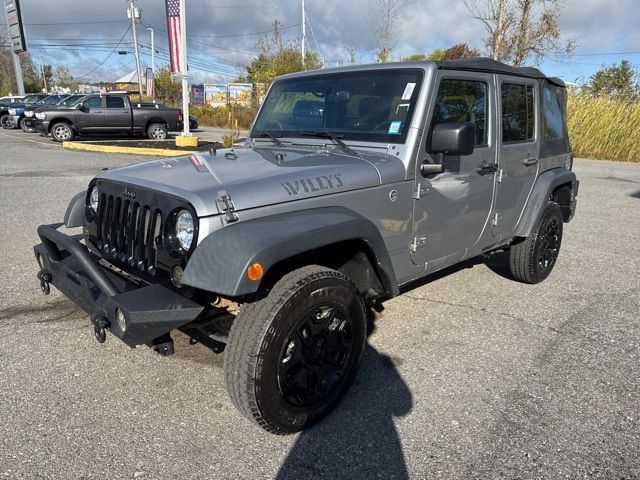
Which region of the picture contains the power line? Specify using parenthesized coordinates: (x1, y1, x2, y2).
(75, 25, 132, 79)
(25, 20, 127, 26)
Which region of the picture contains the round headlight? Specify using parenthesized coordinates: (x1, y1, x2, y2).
(175, 209, 194, 251)
(89, 186, 99, 212)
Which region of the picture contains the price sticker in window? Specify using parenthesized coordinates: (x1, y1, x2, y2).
(401, 82, 416, 100)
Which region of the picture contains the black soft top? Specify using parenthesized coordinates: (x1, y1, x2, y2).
(438, 57, 565, 87)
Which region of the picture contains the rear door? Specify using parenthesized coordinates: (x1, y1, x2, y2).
(493, 76, 539, 238)
(103, 95, 131, 129)
(411, 71, 496, 269)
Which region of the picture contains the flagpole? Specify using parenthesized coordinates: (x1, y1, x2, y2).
(179, 0, 190, 137)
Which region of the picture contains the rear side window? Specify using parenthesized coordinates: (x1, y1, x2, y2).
(542, 87, 565, 140)
(501, 83, 534, 143)
(432, 79, 488, 146)
(84, 97, 102, 109)
(106, 96, 125, 108)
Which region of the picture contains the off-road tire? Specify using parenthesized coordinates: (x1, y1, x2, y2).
(224, 265, 366, 434)
(146, 123, 167, 140)
(509, 202, 563, 284)
(51, 122, 75, 142)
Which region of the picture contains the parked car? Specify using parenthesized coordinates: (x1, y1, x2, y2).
(22, 95, 85, 133)
(2, 94, 48, 129)
(34, 58, 578, 434)
(20, 95, 72, 132)
(34, 93, 183, 141)
(0, 96, 24, 128)
(133, 102, 198, 130)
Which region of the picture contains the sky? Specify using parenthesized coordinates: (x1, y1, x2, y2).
(3, 0, 639, 85)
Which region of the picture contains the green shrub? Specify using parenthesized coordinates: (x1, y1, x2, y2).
(190, 104, 258, 130)
(567, 93, 640, 162)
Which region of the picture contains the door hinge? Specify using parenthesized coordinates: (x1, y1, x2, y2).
(490, 212, 503, 226)
(413, 181, 431, 200)
(216, 190, 239, 223)
(497, 169, 504, 183)
(410, 236, 427, 252)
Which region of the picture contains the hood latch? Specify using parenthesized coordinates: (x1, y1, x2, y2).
(216, 190, 239, 223)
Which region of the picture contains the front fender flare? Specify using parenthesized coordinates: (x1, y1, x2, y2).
(514, 167, 577, 238)
(64, 191, 86, 228)
(181, 207, 399, 298)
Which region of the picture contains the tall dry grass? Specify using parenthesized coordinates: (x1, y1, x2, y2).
(567, 94, 640, 162)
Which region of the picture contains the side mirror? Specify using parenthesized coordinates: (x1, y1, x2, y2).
(421, 121, 476, 176)
(75, 103, 85, 111)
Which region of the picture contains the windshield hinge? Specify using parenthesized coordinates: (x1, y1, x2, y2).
(216, 190, 239, 223)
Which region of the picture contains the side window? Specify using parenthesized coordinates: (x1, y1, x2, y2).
(84, 97, 102, 109)
(431, 79, 488, 146)
(106, 96, 125, 108)
(542, 87, 565, 140)
(501, 83, 534, 143)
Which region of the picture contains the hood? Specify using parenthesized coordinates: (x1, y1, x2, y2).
(98, 145, 406, 217)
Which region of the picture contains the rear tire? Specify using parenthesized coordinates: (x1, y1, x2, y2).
(509, 202, 563, 284)
(224, 265, 366, 434)
(50, 122, 75, 142)
(146, 123, 167, 140)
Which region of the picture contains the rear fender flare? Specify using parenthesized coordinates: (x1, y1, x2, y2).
(181, 207, 399, 298)
(514, 167, 577, 238)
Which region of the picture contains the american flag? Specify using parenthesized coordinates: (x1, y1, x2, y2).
(165, 0, 182, 73)
(145, 68, 154, 97)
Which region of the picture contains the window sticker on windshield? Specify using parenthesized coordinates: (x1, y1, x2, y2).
(401, 82, 416, 100)
(388, 120, 403, 135)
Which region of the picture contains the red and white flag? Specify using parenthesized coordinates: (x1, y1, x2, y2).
(165, 0, 183, 72)
(145, 67, 154, 97)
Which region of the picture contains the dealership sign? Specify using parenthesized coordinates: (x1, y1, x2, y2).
(5, 0, 27, 52)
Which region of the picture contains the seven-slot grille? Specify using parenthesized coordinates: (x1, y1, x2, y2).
(96, 193, 162, 274)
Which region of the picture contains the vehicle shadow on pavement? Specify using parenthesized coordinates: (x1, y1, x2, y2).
(630, 189, 640, 199)
(276, 311, 413, 480)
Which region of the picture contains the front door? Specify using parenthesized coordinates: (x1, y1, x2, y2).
(411, 72, 496, 270)
(76, 96, 104, 131)
(492, 76, 539, 238)
(103, 96, 131, 129)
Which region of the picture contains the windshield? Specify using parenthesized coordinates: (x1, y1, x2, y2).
(41, 95, 65, 105)
(59, 95, 83, 106)
(23, 96, 42, 104)
(251, 69, 423, 144)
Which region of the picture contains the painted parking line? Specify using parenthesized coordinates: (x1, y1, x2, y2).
(0, 131, 58, 148)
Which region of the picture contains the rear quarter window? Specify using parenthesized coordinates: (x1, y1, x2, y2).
(501, 83, 535, 143)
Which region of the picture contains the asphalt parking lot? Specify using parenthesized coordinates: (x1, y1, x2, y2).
(0, 130, 639, 479)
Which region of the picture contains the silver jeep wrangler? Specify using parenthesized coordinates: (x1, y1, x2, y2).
(34, 58, 578, 434)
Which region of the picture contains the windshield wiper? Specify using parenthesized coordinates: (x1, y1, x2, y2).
(301, 131, 359, 157)
(254, 132, 283, 147)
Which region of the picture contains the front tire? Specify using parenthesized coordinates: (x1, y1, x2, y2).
(21, 118, 35, 133)
(509, 202, 563, 284)
(146, 123, 167, 140)
(224, 265, 367, 434)
(51, 122, 74, 142)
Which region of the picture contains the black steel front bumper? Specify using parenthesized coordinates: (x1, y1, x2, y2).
(34, 224, 203, 349)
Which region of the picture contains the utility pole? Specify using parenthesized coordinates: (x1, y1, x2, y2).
(301, 0, 306, 67)
(146, 27, 155, 72)
(40, 56, 47, 92)
(179, 0, 190, 137)
(3, 4, 24, 94)
(128, 0, 144, 98)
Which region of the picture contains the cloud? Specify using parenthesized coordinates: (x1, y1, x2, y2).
(11, 0, 640, 84)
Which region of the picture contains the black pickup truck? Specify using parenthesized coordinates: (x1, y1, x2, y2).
(35, 93, 183, 141)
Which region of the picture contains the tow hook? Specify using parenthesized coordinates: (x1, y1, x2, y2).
(37, 269, 52, 295)
(91, 314, 110, 344)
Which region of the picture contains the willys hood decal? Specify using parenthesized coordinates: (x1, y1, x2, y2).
(98, 146, 406, 217)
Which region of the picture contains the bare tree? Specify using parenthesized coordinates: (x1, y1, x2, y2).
(465, 0, 576, 66)
(369, 0, 410, 63)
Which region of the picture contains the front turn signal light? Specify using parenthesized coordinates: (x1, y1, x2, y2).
(247, 263, 264, 281)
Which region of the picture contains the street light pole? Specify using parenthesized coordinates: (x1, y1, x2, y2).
(146, 27, 155, 73)
(129, 0, 144, 99)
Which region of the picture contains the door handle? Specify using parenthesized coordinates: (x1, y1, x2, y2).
(523, 157, 539, 166)
(475, 162, 498, 176)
